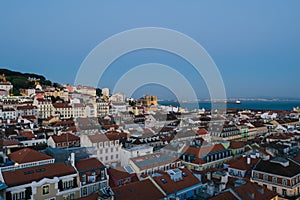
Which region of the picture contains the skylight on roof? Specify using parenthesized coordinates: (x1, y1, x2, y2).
(161, 178, 167, 184)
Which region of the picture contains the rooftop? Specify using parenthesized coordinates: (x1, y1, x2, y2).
(253, 158, 300, 177)
(8, 148, 53, 164)
(75, 158, 104, 172)
(112, 179, 164, 200)
(152, 168, 200, 195)
(130, 153, 176, 170)
(2, 162, 76, 187)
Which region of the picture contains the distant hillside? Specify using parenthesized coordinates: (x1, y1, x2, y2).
(0, 68, 53, 95)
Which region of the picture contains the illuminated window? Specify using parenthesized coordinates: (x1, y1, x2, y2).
(42, 185, 50, 195)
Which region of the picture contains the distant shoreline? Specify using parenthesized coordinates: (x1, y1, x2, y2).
(159, 100, 300, 111)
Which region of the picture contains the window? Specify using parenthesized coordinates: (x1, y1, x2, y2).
(283, 179, 287, 186)
(63, 193, 75, 200)
(272, 177, 277, 183)
(282, 189, 287, 196)
(253, 172, 259, 179)
(263, 174, 268, 181)
(81, 174, 86, 184)
(82, 187, 87, 197)
(88, 175, 96, 183)
(118, 180, 123, 186)
(272, 187, 277, 193)
(101, 170, 105, 180)
(63, 180, 73, 190)
(43, 185, 50, 195)
(12, 191, 25, 200)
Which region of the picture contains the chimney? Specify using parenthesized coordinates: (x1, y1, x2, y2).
(70, 152, 75, 167)
(247, 157, 251, 165)
(206, 172, 211, 180)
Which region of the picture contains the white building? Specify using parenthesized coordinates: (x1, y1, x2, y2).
(0, 82, 13, 92)
(73, 85, 96, 97)
(1, 108, 17, 120)
(72, 103, 86, 119)
(110, 102, 127, 115)
(33, 98, 53, 119)
(120, 145, 153, 167)
(80, 133, 121, 165)
(16, 105, 38, 117)
(96, 99, 109, 117)
(86, 103, 97, 118)
(102, 88, 110, 97)
(109, 93, 125, 103)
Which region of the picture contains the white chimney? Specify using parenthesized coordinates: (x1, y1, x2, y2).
(247, 157, 251, 165)
(70, 153, 75, 166)
(256, 152, 260, 158)
(206, 172, 211, 180)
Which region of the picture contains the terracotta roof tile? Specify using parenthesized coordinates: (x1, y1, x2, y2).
(75, 158, 104, 171)
(112, 179, 164, 200)
(51, 133, 79, 143)
(8, 148, 53, 164)
(153, 168, 200, 195)
(2, 162, 76, 187)
(229, 141, 245, 149)
(211, 190, 238, 200)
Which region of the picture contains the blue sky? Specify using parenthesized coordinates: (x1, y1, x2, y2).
(0, 1, 300, 100)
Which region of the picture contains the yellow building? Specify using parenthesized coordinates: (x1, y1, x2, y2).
(139, 95, 158, 107)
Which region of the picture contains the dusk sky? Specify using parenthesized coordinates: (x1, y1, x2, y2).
(1, 1, 300, 100)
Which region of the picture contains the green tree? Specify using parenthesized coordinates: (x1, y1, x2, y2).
(9, 88, 21, 96)
(129, 100, 136, 106)
(96, 88, 102, 97)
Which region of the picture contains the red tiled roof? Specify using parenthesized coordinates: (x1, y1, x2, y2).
(108, 167, 134, 180)
(225, 156, 259, 171)
(76, 193, 98, 200)
(19, 131, 36, 140)
(112, 179, 164, 200)
(53, 102, 72, 109)
(153, 168, 200, 195)
(16, 105, 36, 110)
(199, 144, 225, 157)
(211, 190, 238, 200)
(235, 182, 278, 200)
(184, 144, 226, 164)
(2, 162, 76, 187)
(0, 139, 19, 147)
(51, 133, 79, 143)
(197, 128, 209, 135)
(88, 134, 109, 143)
(8, 148, 53, 164)
(229, 141, 245, 149)
(75, 158, 104, 171)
